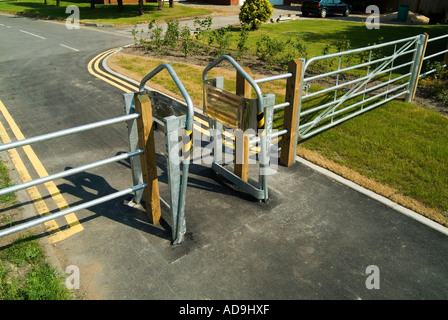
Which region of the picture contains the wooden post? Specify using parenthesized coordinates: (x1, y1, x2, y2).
(280, 58, 303, 167)
(234, 130, 249, 182)
(234, 67, 252, 181)
(134, 93, 161, 224)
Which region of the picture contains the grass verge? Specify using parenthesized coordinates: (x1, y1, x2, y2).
(0, 0, 211, 26)
(0, 161, 72, 300)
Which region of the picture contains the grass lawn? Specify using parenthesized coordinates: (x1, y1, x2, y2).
(200, 19, 448, 74)
(109, 17, 448, 225)
(246, 19, 448, 57)
(0, 0, 211, 25)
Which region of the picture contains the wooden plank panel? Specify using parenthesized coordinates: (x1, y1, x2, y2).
(134, 93, 161, 224)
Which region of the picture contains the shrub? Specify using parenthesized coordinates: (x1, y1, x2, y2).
(180, 25, 195, 57)
(164, 19, 180, 48)
(239, 0, 274, 30)
(213, 27, 231, 56)
(193, 16, 213, 41)
(236, 25, 250, 58)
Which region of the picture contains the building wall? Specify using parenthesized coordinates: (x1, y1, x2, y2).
(95, 0, 153, 4)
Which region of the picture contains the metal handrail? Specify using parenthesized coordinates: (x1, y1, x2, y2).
(0, 150, 143, 197)
(304, 48, 416, 83)
(427, 33, 448, 43)
(139, 63, 194, 132)
(202, 55, 265, 113)
(0, 111, 145, 239)
(0, 184, 147, 238)
(0, 113, 140, 152)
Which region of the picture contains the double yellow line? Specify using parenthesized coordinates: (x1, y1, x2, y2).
(0, 100, 83, 243)
(87, 48, 137, 93)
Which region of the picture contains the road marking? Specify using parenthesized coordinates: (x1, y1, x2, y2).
(89, 48, 222, 139)
(60, 44, 80, 52)
(20, 29, 46, 40)
(0, 24, 4, 27)
(0, 120, 62, 239)
(88, 49, 134, 93)
(0, 98, 83, 243)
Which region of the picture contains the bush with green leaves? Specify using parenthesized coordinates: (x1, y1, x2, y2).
(256, 35, 309, 71)
(180, 25, 196, 57)
(213, 27, 232, 56)
(239, 0, 274, 30)
(237, 25, 250, 58)
(164, 19, 181, 48)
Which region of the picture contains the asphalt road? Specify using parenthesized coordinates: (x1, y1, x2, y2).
(0, 13, 447, 303)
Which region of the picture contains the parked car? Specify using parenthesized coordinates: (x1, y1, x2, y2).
(301, 0, 351, 18)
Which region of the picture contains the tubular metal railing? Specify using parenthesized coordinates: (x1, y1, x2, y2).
(296, 34, 424, 141)
(0, 114, 145, 239)
(419, 33, 448, 79)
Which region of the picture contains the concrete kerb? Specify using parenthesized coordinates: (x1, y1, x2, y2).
(84, 22, 114, 28)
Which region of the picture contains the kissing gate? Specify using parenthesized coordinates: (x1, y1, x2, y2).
(0, 31, 446, 244)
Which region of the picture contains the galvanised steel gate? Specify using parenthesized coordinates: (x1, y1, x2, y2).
(0, 62, 193, 245)
(295, 34, 426, 141)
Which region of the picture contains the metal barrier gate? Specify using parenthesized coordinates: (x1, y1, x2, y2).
(202, 55, 303, 202)
(295, 34, 427, 141)
(0, 62, 193, 245)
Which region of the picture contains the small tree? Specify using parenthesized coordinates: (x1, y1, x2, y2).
(138, 0, 144, 15)
(239, 0, 273, 30)
(117, 0, 124, 12)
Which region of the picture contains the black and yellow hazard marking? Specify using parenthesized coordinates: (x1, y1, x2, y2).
(258, 111, 265, 137)
(183, 129, 193, 160)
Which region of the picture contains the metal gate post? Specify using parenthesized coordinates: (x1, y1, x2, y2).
(406, 33, 428, 102)
(206, 77, 224, 165)
(134, 93, 162, 224)
(258, 94, 276, 201)
(123, 92, 144, 204)
(235, 67, 253, 182)
(164, 115, 186, 244)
